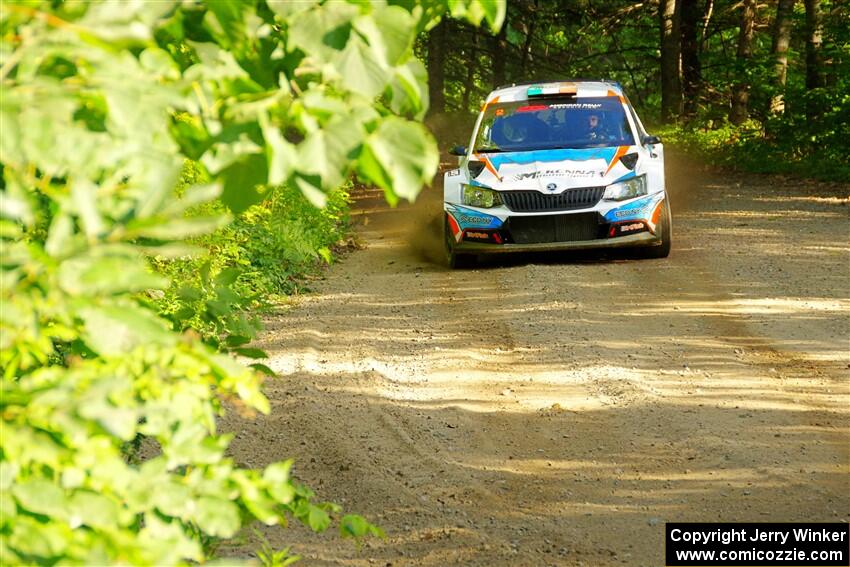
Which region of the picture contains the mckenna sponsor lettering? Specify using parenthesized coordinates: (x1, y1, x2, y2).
(512, 169, 601, 181)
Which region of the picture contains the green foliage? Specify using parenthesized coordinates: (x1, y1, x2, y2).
(152, 166, 351, 347)
(0, 0, 504, 564)
(658, 87, 850, 182)
(255, 528, 301, 567)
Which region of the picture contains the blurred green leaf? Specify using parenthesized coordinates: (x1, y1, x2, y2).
(357, 117, 438, 205)
(126, 216, 228, 240)
(233, 347, 267, 359)
(204, 0, 252, 48)
(67, 491, 120, 530)
(193, 497, 241, 538)
(59, 254, 168, 296)
(221, 153, 268, 213)
(12, 480, 67, 520)
(8, 516, 69, 559)
(336, 36, 388, 99)
(288, 3, 359, 62)
(354, 6, 414, 68)
(296, 118, 363, 201)
(249, 363, 277, 376)
(77, 302, 176, 355)
(340, 514, 385, 539)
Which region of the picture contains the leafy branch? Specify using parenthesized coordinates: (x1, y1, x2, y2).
(0, 0, 503, 564)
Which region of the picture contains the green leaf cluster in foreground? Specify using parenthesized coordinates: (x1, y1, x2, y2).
(0, 0, 503, 564)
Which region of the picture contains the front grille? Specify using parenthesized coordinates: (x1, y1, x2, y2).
(508, 212, 602, 244)
(502, 187, 605, 212)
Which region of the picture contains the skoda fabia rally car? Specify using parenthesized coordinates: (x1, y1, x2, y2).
(443, 80, 671, 268)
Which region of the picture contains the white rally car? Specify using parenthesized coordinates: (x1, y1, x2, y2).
(443, 80, 671, 268)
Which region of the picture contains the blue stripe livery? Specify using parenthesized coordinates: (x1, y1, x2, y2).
(447, 204, 504, 229)
(604, 193, 663, 223)
(612, 171, 637, 183)
(485, 147, 619, 169)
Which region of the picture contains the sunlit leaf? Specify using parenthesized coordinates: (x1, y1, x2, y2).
(233, 347, 267, 359)
(77, 302, 176, 356)
(288, 2, 360, 63)
(58, 254, 168, 296)
(335, 35, 389, 99)
(67, 491, 120, 530)
(220, 153, 268, 213)
(357, 117, 438, 205)
(126, 216, 228, 240)
(193, 497, 241, 538)
(353, 6, 414, 68)
(12, 480, 67, 520)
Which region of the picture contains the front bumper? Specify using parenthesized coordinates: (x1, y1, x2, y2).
(452, 230, 661, 254)
(445, 194, 667, 255)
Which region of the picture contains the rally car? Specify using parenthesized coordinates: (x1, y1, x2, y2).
(443, 80, 672, 268)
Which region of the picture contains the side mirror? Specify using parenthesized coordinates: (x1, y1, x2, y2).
(449, 145, 467, 156)
(642, 134, 661, 146)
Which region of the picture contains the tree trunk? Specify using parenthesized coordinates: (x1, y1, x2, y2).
(804, 0, 824, 91)
(461, 31, 477, 113)
(680, 0, 702, 119)
(491, 11, 508, 89)
(769, 0, 795, 114)
(427, 20, 447, 116)
(729, 0, 755, 125)
(518, 0, 538, 76)
(700, 0, 715, 52)
(659, 0, 682, 122)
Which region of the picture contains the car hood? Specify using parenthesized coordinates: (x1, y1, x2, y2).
(470, 146, 637, 192)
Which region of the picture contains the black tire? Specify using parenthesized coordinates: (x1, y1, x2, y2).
(638, 197, 672, 259)
(444, 217, 476, 269)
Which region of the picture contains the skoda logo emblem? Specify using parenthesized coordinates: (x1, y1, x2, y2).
(546, 182, 557, 191)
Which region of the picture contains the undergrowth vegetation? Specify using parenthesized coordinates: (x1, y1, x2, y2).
(657, 88, 850, 182)
(152, 162, 352, 347)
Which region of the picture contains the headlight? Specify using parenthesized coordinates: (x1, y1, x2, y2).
(603, 175, 647, 201)
(462, 185, 503, 208)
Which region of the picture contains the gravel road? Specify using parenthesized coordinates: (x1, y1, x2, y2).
(224, 156, 849, 566)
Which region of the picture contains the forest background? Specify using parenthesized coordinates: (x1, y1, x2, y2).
(425, 0, 849, 182)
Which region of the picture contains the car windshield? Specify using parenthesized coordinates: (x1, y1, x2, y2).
(473, 96, 635, 153)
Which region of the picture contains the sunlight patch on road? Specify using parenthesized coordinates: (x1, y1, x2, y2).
(636, 297, 849, 315)
(698, 209, 847, 220)
(452, 458, 622, 475)
(801, 244, 850, 254)
(754, 195, 850, 206)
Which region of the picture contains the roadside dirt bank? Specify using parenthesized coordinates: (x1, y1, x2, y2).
(223, 157, 849, 566)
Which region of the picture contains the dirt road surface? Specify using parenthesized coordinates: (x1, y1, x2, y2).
(225, 157, 849, 566)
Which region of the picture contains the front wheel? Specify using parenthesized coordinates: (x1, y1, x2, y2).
(444, 216, 476, 269)
(638, 197, 672, 259)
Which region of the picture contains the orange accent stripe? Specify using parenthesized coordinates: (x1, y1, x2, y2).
(477, 154, 502, 181)
(604, 145, 630, 175)
(481, 94, 500, 112)
(649, 200, 664, 232)
(607, 89, 626, 103)
(447, 213, 462, 242)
